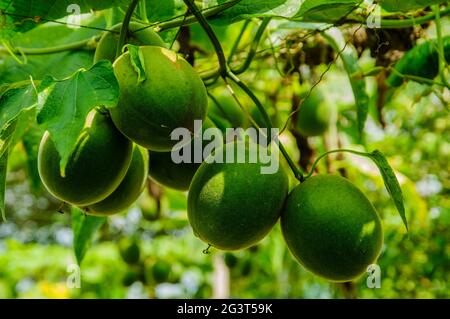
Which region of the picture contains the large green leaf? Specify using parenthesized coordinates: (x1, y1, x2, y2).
(294, 0, 361, 22)
(379, 0, 445, 13)
(36, 61, 119, 175)
(72, 206, 106, 265)
(0, 0, 126, 38)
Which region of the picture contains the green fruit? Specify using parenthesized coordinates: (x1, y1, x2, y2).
(86, 146, 149, 215)
(281, 175, 383, 282)
(209, 93, 246, 128)
(151, 260, 171, 283)
(119, 237, 141, 265)
(38, 110, 133, 206)
(122, 268, 140, 287)
(295, 89, 333, 137)
(148, 118, 216, 191)
(94, 22, 165, 63)
(188, 141, 289, 250)
(111, 46, 208, 151)
(224, 253, 238, 269)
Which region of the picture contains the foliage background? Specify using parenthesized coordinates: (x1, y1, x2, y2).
(0, 0, 448, 298)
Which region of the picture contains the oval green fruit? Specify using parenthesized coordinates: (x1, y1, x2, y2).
(119, 237, 141, 265)
(94, 22, 165, 63)
(86, 145, 149, 215)
(148, 118, 216, 191)
(38, 110, 133, 206)
(111, 46, 208, 151)
(295, 89, 333, 137)
(188, 141, 289, 250)
(281, 175, 383, 282)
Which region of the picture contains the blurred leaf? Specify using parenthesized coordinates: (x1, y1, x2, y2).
(72, 206, 106, 265)
(36, 61, 119, 175)
(22, 124, 45, 192)
(379, 0, 445, 12)
(369, 150, 408, 231)
(0, 150, 8, 221)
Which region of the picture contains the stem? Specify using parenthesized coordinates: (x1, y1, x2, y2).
(183, 0, 227, 77)
(432, 5, 450, 88)
(227, 19, 250, 65)
(0, 36, 98, 55)
(347, 7, 450, 28)
(230, 18, 271, 75)
(306, 149, 369, 179)
(116, 0, 140, 59)
(139, 0, 149, 23)
(227, 71, 305, 182)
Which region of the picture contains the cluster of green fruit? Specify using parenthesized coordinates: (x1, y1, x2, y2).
(37, 22, 383, 282)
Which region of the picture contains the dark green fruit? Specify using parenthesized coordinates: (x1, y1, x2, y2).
(38, 110, 133, 206)
(118, 237, 141, 265)
(148, 118, 216, 191)
(151, 260, 172, 283)
(281, 175, 383, 282)
(295, 89, 333, 137)
(224, 253, 238, 269)
(188, 141, 289, 250)
(111, 46, 208, 151)
(122, 268, 140, 287)
(86, 146, 149, 215)
(94, 22, 165, 63)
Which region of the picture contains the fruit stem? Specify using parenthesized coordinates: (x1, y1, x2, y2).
(227, 71, 305, 182)
(432, 5, 450, 89)
(306, 149, 369, 179)
(0, 36, 99, 55)
(183, 0, 228, 78)
(116, 0, 140, 59)
(230, 18, 271, 75)
(346, 6, 450, 28)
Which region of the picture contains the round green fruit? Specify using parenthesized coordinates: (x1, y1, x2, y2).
(151, 260, 172, 283)
(281, 175, 383, 282)
(188, 141, 289, 250)
(86, 145, 149, 216)
(111, 46, 208, 151)
(38, 110, 133, 206)
(295, 89, 333, 137)
(94, 22, 165, 63)
(148, 118, 216, 191)
(119, 237, 141, 265)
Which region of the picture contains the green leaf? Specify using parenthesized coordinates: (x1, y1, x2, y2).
(0, 150, 8, 222)
(22, 124, 45, 193)
(0, 0, 127, 38)
(294, 0, 362, 22)
(368, 150, 408, 231)
(379, 0, 445, 13)
(72, 206, 106, 265)
(36, 61, 119, 175)
(324, 31, 369, 141)
(127, 45, 147, 83)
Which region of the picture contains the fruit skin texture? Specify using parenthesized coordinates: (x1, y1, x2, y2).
(94, 22, 165, 63)
(188, 141, 289, 250)
(295, 89, 333, 137)
(86, 145, 149, 215)
(111, 46, 208, 151)
(281, 175, 383, 282)
(38, 111, 133, 206)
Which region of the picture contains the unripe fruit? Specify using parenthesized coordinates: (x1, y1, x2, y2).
(295, 89, 333, 137)
(188, 141, 289, 250)
(111, 46, 208, 151)
(148, 118, 216, 191)
(38, 110, 133, 206)
(281, 175, 383, 282)
(118, 237, 141, 265)
(86, 145, 149, 215)
(94, 22, 165, 63)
